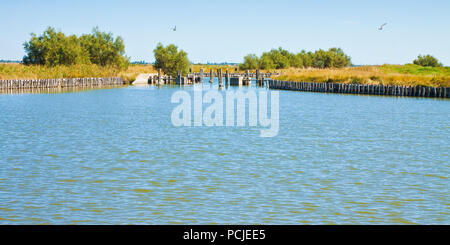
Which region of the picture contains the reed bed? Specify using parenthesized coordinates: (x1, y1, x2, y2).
(273, 65, 450, 87)
(0, 63, 157, 84)
(1, 63, 449, 87)
(0, 63, 118, 80)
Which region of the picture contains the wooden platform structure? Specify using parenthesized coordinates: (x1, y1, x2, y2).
(131, 68, 273, 86)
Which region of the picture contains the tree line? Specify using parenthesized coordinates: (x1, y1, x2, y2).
(20, 27, 444, 77)
(239, 47, 352, 70)
(22, 27, 129, 69)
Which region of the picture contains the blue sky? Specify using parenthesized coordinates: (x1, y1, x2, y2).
(1, 0, 449, 65)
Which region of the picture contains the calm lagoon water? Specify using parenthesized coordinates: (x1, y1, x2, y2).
(0, 79, 448, 224)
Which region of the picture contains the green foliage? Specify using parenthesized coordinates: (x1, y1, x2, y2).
(258, 55, 275, 69)
(413, 55, 443, 67)
(153, 43, 190, 77)
(261, 48, 291, 69)
(23, 27, 89, 66)
(311, 49, 331, 68)
(80, 27, 129, 70)
(240, 47, 352, 70)
(239, 54, 259, 70)
(327, 48, 352, 68)
(22, 27, 129, 70)
(290, 52, 303, 68)
(297, 50, 313, 67)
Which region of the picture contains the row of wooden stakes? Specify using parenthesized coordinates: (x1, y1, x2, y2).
(0, 77, 123, 90)
(268, 80, 449, 98)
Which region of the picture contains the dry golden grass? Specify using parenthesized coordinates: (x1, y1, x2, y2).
(0, 63, 234, 83)
(2, 63, 449, 87)
(0, 63, 118, 80)
(190, 64, 239, 73)
(0, 63, 157, 84)
(118, 64, 157, 83)
(273, 65, 450, 87)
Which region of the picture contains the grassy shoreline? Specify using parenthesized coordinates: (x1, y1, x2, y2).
(272, 64, 450, 87)
(1, 63, 449, 87)
(0, 63, 157, 84)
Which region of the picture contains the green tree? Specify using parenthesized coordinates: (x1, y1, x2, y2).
(22, 26, 129, 69)
(239, 54, 259, 70)
(153, 43, 190, 77)
(311, 49, 331, 68)
(413, 55, 442, 67)
(327, 48, 352, 68)
(258, 55, 275, 69)
(239, 47, 352, 70)
(290, 53, 304, 68)
(23, 27, 90, 66)
(263, 48, 291, 69)
(310, 48, 351, 68)
(80, 27, 129, 69)
(297, 50, 313, 68)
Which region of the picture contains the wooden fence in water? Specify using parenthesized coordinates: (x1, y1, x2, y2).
(268, 80, 449, 98)
(0, 77, 123, 90)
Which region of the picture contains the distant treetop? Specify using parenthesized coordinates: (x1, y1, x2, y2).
(239, 47, 352, 70)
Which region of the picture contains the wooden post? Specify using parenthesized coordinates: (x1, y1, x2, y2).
(218, 68, 223, 87)
(158, 68, 162, 84)
(209, 69, 213, 83)
(225, 69, 229, 84)
(177, 70, 182, 85)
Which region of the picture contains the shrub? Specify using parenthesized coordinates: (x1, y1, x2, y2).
(239, 54, 259, 70)
(80, 27, 129, 70)
(413, 55, 443, 67)
(153, 43, 190, 77)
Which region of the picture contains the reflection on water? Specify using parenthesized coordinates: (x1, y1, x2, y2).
(0, 85, 125, 95)
(0, 79, 448, 224)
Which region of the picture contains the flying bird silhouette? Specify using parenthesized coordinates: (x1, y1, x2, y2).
(171, 26, 177, 31)
(378, 23, 387, 30)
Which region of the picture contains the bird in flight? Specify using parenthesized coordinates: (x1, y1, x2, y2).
(171, 26, 177, 31)
(378, 23, 387, 30)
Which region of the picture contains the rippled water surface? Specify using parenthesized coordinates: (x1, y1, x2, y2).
(0, 79, 449, 224)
